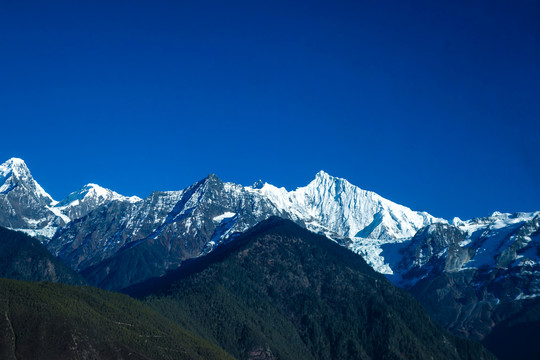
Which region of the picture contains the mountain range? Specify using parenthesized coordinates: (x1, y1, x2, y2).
(0, 218, 494, 360)
(1, 157, 539, 358)
(0, 158, 441, 289)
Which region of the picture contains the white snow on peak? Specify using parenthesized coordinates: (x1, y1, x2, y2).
(0, 157, 55, 205)
(457, 212, 535, 236)
(3, 157, 27, 168)
(254, 171, 441, 240)
(50, 182, 142, 225)
(246, 171, 444, 273)
(1, 158, 32, 180)
(56, 183, 141, 209)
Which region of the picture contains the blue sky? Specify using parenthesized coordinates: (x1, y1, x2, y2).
(1, 0, 539, 220)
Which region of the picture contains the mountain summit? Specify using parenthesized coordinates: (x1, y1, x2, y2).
(0, 158, 139, 240)
(54, 183, 141, 220)
(0, 158, 60, 237)
(0, 158, 54, 205)
(250, 170, 442, 272)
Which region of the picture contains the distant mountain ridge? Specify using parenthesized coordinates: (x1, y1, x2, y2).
(0, 157, 442, 289)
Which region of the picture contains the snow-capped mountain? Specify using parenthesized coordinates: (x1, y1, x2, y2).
(44, 170, 442, 290)
(384, 211, 540, 339)
(0, 158, 140, 240)
(0, 158, 63, 238)
(54, 183, 141, 221)
(48, 175, 289, 288)
(249, 171, 441, 273)
(389, 211, 540, 287)
(252, 170, 437, 240)
(3, 157, 540, 346)
(0, 158, 445, 289)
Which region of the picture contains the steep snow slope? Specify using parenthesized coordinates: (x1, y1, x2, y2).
(0, 158, 54, 204)
(0, 158, 62, 238)
(249, 171, 442, 272)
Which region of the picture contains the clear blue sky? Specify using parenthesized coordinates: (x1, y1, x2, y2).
(1, 0, 539, 220)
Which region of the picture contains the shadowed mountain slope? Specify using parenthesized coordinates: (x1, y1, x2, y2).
(137, 218, 493, 360)
(0, 278, 233, 360)
(0, 226, 84, 284)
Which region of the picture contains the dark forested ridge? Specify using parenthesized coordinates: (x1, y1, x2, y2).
(0, 278, 233, 360)
(140, 217, 494, 360)
(0, 226, 84, 284)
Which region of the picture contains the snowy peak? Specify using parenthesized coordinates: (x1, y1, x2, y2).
(391, 211, 540, 286)
(0, 157, 145, 239)
(308, 170, 358, 198)
(55, 183, 141, 222)
(248, 170, 444, 274)
(56, 183, 140, 208)
(0, 158, 61, 238)
(251, 170, 441, 242)
(303, 171, 441, 239)
(0, 157, 54, 204)
(1, 157, 30, 178)
(314, 169, 332, 181)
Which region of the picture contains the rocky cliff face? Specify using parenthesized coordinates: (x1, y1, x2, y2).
(392, 223, 473, 283)
(386, 212, 540, 340)
(60, 175, 295, 289)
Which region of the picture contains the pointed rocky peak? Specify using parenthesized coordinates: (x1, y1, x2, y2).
(204, 173, 221, 182)
(251, 179, 265, 189)
(1, 157, 31, 183)
(198, 173, 225, 193)
(309, 170, 360, 195)
(172, 174, 225, 205)
(315, 169, 331, 179)
(312, 170, 341, 185)
(1, 157, 30, 176)
(0, 157, 54, 204)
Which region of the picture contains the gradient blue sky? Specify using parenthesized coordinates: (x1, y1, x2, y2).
(1, 0, 539, 220)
